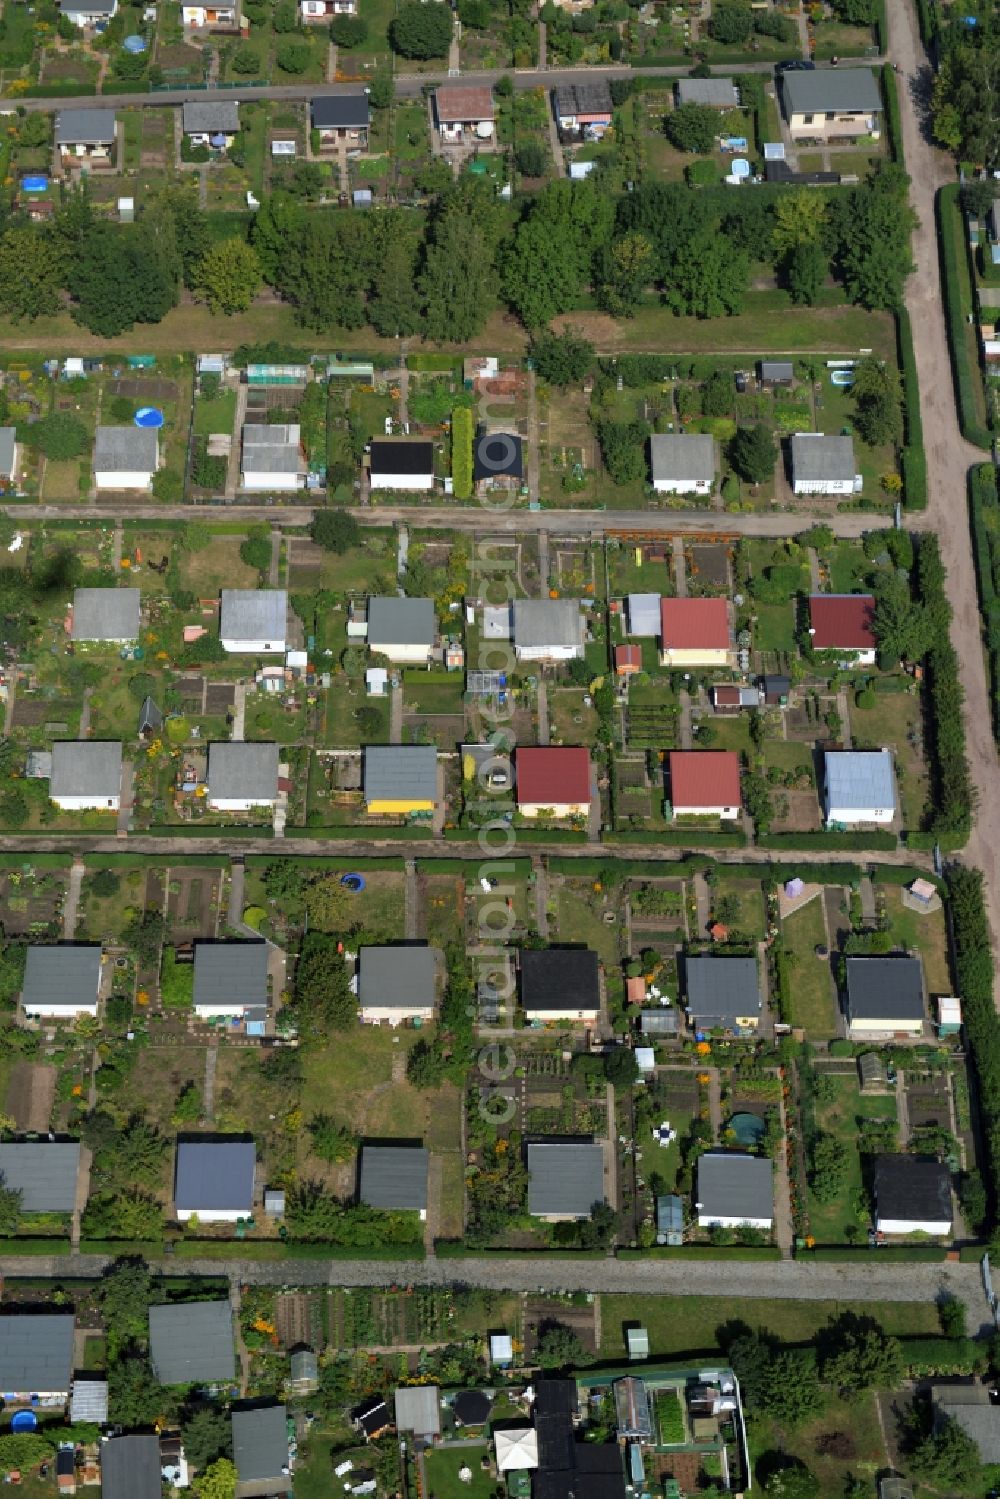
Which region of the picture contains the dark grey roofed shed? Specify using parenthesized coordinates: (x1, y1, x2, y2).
(232, 1404, 291, 1493)
(174, 1139, 256, 1213)
(71, 587, 140, 641)
(845, 956, 924, 1023)
(0, 1142, 80, 1212)
(0, 1313, 74, 1391)
(22, 944, 101, 1012)
(101, 1434, 162, 1499)
(527, 1141, 604, 1218)
(193, 942, 268, 1012)
(359, 1144, 429, 1210)
(357, 945, 439, 1011)
(685, 955, 761, 1024)
(50, 741, 122, 800)
(367, 596, 435, 649)
(363, 745, 438, 802)
(149, 1300, 236, 1385)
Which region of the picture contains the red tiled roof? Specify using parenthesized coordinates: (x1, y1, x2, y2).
(626, 976, 646, 1002)
(660, 597, 730, 649)
(669, 751, 741, 811)
(712, 685, 741, 705)
(516, 747, 591, 806)
(435, 84, 495, 122)
(809, 594, 875, 650)
(615, 644, 642, 672)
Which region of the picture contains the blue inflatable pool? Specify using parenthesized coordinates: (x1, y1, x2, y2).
(134, 407, 164, 429)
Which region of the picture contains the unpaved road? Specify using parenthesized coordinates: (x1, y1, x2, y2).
(892, 1, 1000, 977)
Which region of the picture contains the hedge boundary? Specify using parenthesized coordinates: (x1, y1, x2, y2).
(896, 308, 927, 509)
(605, 829, 747, 848)
(937, 184, 992, 449)
(616, 1245, 781, 1261)
(880, 64, 902, 166)
(967, 463, 1000, 741)
(947, 866, 1000, 1228)
(798, 1246, 946, 1262)
(756, 831, 897, 851)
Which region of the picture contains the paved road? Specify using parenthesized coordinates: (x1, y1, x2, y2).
(5, 501, 896, 538)
(2, 58, 882, 113)
(0, 1252, 985, 1322)
(891, 2, 1000, 977)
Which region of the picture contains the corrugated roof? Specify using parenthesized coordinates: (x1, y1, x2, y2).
(650, 433, 715, 483)
(824, 749, 895, 813)
(640, 1008, 678, 1034)
(207, 742, 280, 802)
(220, 589, 287, 644)
(685, 955, 761, 1022)
(512, 598, 583, 650)
(50, 740, 122, 800)
(55, 108, 116, 144)
(520, 947, 600, 1013)
(364, 745, 438, 802)
(553, 81, 613, 115)
(675, 77, 738, 107)
(368, 596, 435, 648)
(809, 593, 875, 650)
(697, 1152, 773, 1221)
(782, 67, 881, 117)
(0, 1142, 80, 1212)
(174, 1139, 256, 1213)
(846, 955, 923, 1022)
(71, 586, 140, 641)
(435, 83, 495, 122)
(527, 1141, 604, 1217)
(0, 1313, 74, 1391)
(659, 597, 730, 650)
(669, 750, 741, 810)
(193, 942, 268, 1012)
(358, 945, 438, 1010)
(232, 1404, 290, 1488)
(760, 361, 794, 382)
(70, 1376, 108, 1423)
(22, 944, 101, 1012)
(311, 92, 369, 129)
(101, 1434, 162, 1499)
(791, 432, 856, 482)
(627, 593, 661, 636)
(359, 1144, 429, 1210)
(183, 101, 240, 133)
(516, 747, 591, 806)
(93, 425, 158, 473)
(395, 1385, 441, 1436)
(149, 1300, 236, 1385)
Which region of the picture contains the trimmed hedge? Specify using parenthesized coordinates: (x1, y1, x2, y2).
(434, 1242, 605, 1259)
(896, 308, 927, 509)
(245, 854, 407, 872)
(451, 406, 473, 500)
(616, 1245, 781, 1261)
(967, 463, 1000, 740)
(937, 184, 992, 449)
(948, 865, 1000, 1228)
(0, 1238, 72, 1256)
(285, 824, 433, 840)
(82, 853, 229, 869)
(170, 1240, 424, 1260)
(605, 829, 747, 848)
(880, 64, 902, 165)
(0, 852, 72, 869)
(146, 824, 267, 838)
(799, 1246, 946, 1262)
(899, 1336, 987, 1375)
(919, 534, 973, 841)
(21, 81, 97, 96)
(78, 1239, 163, 1256)
(756, 831, 897, 851)
(444, 827, 588, 845)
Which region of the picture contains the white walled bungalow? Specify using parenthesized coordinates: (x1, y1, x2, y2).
(358, 944, 440, 1026)
(57, 0, 117, 26)
(174, 1138, 255, 1223)
(219, 589, 287, 654)
(696, 1152, 773, 1231)
(70, 587, 140, 644)
(650, 433, 715, 496)
(93, 426, 158, 491)
(512, 598, 585, 662)
(824, 749, 895, 827)
(369, 439, 435, 492)
(791, 433, 859, 496)
(193, 941, 268, 1021)
(21, 944, 102, 1020)
(240, 424, 305, 492)
(55, 108, 117, 164)
(367, 596, 436, 665)
(182, 100, 240, 148)
(50, 741, 122, 811)
(206, 742, 280, 811)
(781, 67, 882, 143)
(874, 1155, 952, 1236)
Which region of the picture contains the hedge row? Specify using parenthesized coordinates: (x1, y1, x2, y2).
(919, 534, 973, 841)
(616, 1245, 781, 1261)
(880, 64, 903, 166)
(967, 463, 1000, 741)
(434, 1241, 605, 1259)
(0, 1238, 72, 1256)
(0, 852, 72, 869)
(799, 1246, 946, 1262)
(169, 1240, 425, 1261)
(947, 865, 1000, 1227)
(937, 184, 993, 449)
(21, 81, 96, 96)
(146, 824, 266, 838)
(756, 831, 897, 851)
(896, 309, 927, 510)
(286, 824, 433, 840)
(604, 829, 747, 848)
(82, 853, 229, 869)
(443, 827, 588, 845)
(245, 854, 407, 872)
(899, 1336, 987, 1376)
(78, 1239, 164, 1256)
(451, 407, 473, 500)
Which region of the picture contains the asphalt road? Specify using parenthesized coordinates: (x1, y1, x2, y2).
(2, 56, 883, 114)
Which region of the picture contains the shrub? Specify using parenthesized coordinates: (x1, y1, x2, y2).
(937, 184, 992, 448)
(451, 406, 473, 499)
(948, 866, 1000, 1230)
(329, 13, 366, 45)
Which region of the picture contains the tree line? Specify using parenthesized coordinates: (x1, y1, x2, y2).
(0, 160, 915, 339)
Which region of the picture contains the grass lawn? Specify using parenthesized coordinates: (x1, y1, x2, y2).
(323, 685, 389, 747)
(403, 679, 465, 714)
(180, 535, 257, 594)
(193, 388, 237, 437)
(808, 1075, 897, 1244)
(423, 1445, 493, 1499)
(781, 897, 837, 1037)
(299, 1025, 427, 1138)
(754, 601, 798, 654)
(764, 740, 815, 777)
(850, 689, 928, 831)
(704, 715, 751, 753)
(554, 878, 623, 993)
(881, 885, 952, 995)
(597, 1293, 939, 1360)
(825, 539, 871, 595)
(549, 688, 599, 747)
(709, 873, 765, 939)
(749, 1393, 884, 1499)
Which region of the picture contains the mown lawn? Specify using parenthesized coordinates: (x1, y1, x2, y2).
(807, 1075, 897, 1244)
(781, 897, 837, 1037)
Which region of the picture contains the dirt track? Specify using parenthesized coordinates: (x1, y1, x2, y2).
(891, 2, 1000, 979)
